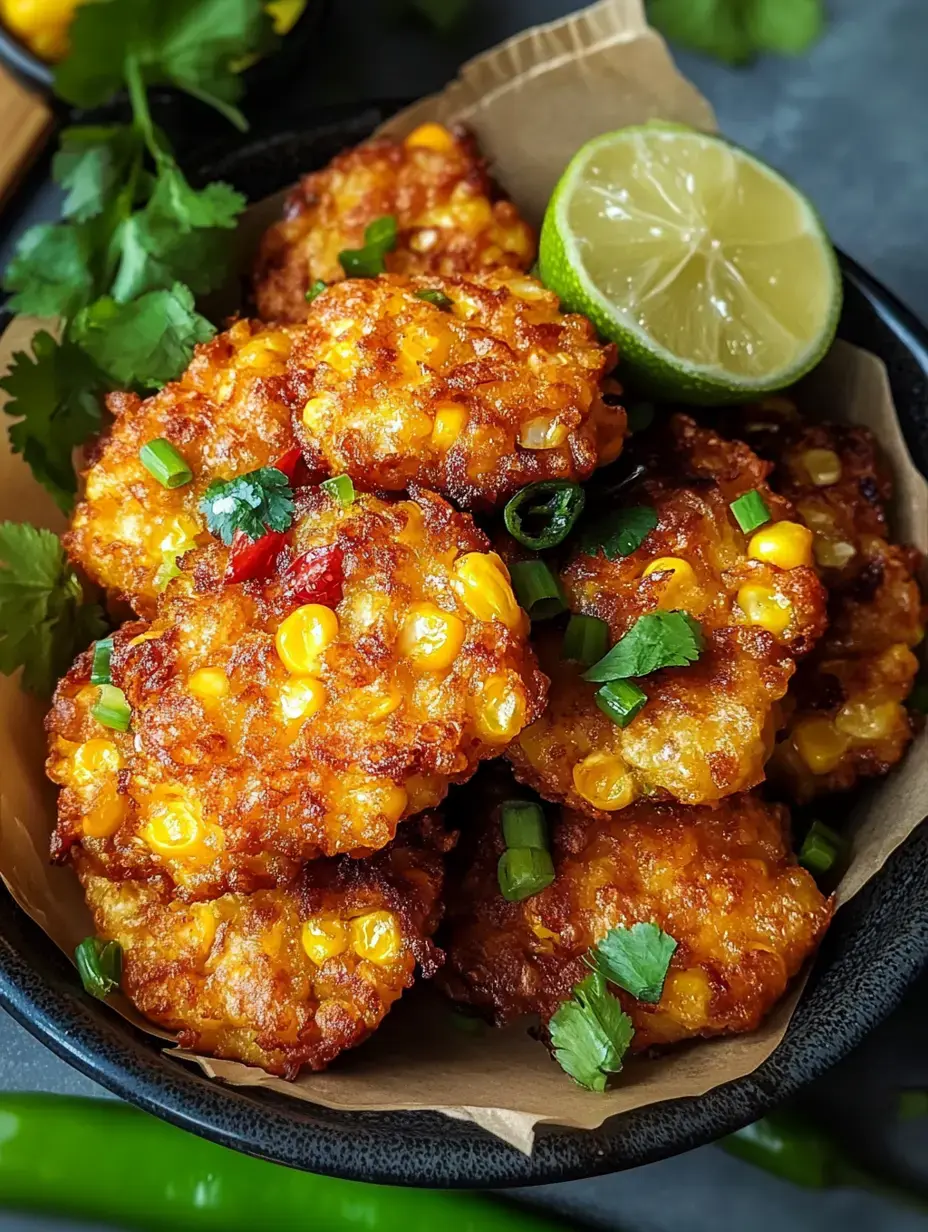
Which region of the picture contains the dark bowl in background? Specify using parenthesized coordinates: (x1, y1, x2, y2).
(0, 101, 927, 1188)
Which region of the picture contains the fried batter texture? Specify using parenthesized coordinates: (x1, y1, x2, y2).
(253, 123, 536, 323)
(289, 271, 623, 510)
(442, 787, 831, 1049)
(66, 320, 303, 617)
(48, 488, 547, 898)
(749, 416, 925, 800)
(77, 814, 450, 1077)
(508, 417, 827, 814)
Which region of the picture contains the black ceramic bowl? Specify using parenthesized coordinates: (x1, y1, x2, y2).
(0, 102, 927, 1188)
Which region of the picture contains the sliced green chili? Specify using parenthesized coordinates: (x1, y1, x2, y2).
(74, 937, 122, 1000)
(503, 480, 586, 551)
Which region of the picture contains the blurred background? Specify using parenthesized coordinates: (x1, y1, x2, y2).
(0, 0, 927, 1228)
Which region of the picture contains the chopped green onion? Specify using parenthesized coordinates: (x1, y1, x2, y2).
(562, 613, 610, 667)
(798, 819, 843, 877)
(730, 489, 771, 533)
(74, 936, 122, 1000)
(305, 279, 327, 303)
(338, 215, 398, 277)
(594, 679, 647, 727)
(415, 288, 453, 310)
(90, 637, 114, 685)
(91, 684, 131, 732)
(510, 560, 567, 621)
(497, 846, 555, 903)
(503, 480, 586, 550)
(501, 800, 548, 850)
(139, 438, 193, 489)
(626, 401, 655, 433)
(321, 474, 356, 506)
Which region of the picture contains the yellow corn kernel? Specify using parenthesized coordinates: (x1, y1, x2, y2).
(642, 557, 696, 608)
(405, 122, 455, 153)
(302, 393, 336, 429)
(662, 968, 711, 1025)
(748, 521, 813, 570)
(404, 773, 442, 813)
(737, 584, 793, 637)
(350, 911, 401, 965)
(791, 718, 850, 775)
(572, 752, 637, 812)
(834, 699, 905, 741)
(345, 686, 402, 722)
(82, 782, 126, 838)
(431, 404, 467, 449)
(128, 629, 162, 648)
(321, 340, 358, 375)
(453, 552, 522, 629)
(71, 738, 122, 784)
(142, 792, 214, 860)
(813, 537, 857, 570)
(519, 416, 569, 450)
(400, 325, 452, 369)
(475, 674, 527, 743)
(398, 602, 465, 670)
(155, 515, 200, 557)
(802, 448, 842, 486)
(236, 331, 292, 371)
(276, 604, 339, 675)
(187, 668, 230, 700)
(449, 194, 494, 232)
(279, 676, 327, 722)
(301, 916, 349, 965)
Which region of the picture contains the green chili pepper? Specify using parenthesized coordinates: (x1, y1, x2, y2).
(0, 1095, 578, 1232)
(503, 481, 586, 550)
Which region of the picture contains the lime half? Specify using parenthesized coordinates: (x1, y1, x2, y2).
(539, 126, 841, 403)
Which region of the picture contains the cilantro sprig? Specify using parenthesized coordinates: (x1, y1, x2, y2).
(589, 922, 677, 1004)
(200, 467, 296, 545)
(578, 505, 657, 561)
(583, 611, 704, 683)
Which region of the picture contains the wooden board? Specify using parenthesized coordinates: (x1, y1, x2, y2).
(0, 64, 53, 208)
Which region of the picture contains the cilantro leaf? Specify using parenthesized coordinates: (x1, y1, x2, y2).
(583, 611, 704, 683)
(3, 224, 96, 318)
(0, 332, 105, 513)
(590, 923, 677, 1004)
(200, 467, 295, 545)
(52, 126, 140, 223)
(548, 971, 634, 1092)
(339, 215, 398, 278)
(579, 505, 658, 561)
(0, 522, 107, 696)
(70, 283, 214, 390)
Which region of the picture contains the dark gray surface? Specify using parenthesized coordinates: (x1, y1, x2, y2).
(1, 0, 927, 1227)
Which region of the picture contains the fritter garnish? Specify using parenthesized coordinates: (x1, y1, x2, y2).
(253, 123, 536, 323)
(66, 320, 303, 617)
(442, 787, 831, 1051)
(77, 814, 451, 1077)
(508, 416, 827, 814)
(48, 487, 547, 898)
(288, 271, 624, 510)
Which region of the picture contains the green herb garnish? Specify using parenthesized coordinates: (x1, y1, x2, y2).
(500, 800, 547, 851)
(583, 611, 703, 683)
(200, 467, 295, 545)
(90, 637, 114, 686)
(548, 971, 634, 1092)
(339, 215, 398, 277)
(589, 922, 677, 1004)
(562, 613, 610, 668)
(320, 474, 356, 507)
(139, 438, 193, 489)
(305, 279, 327, 303)
(578, 505, 658, 561)
(74, 936, 123, 1001)
(92, 684, 132, 732)
(415, 288, 453, 310)
(509, 560, 568, 621)
(497, 846, 556, 903)
(798, 819, 844, 878)
(730, 489, 771, 534)
(504, 480, 586, 551)
(594, 679, 647, 728)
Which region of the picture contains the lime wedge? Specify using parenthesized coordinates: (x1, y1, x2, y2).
(539, 126, 841, 403)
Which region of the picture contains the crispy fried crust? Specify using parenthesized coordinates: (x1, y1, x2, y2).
(288, 272, 623, 510)
(748, 418, 926, 801)
(77, 814, 451, 1077)
(441, 787, 832, 1049)
(508, 417, 828, 813)
(65, 321, 303, 617)
(48, 488, 547, 898)
(253, 126, 536, 323)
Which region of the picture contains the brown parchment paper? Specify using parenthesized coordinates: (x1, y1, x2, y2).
(1, 0, 926, 1158)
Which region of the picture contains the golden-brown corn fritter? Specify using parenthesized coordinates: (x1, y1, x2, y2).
(442, 788, 831, 1049)
(744, 414, 925, 801)
(253, 123, 536, 323)
(508, 416, 828, 815)
(48, 487, 547, 899)
(66, 320, 303, 617)
(77, 813, 451, 1077)
(289, 271, 624, 510)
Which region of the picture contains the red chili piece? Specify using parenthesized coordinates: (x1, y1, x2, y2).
(286, 544, 344, 607)
(225, 529, 288, 584)
(273, 446, 307, 486)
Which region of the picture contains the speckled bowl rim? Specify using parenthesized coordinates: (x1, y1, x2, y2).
(0, 101, 926, 1188)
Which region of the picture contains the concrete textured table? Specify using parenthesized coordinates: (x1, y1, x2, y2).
(1, 0, 927, 1227)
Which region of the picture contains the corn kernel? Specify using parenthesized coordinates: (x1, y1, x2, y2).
(748, 521, 813, 570)
(453, 552, 523, 629)
(398, 602, 465, 670)
(302, 394, 336, 429)
(179, 903, 218, 956)
(350, 911, 401, 965)
(405, 122, 456, 153)
(302, 916, 349, 964)
(82, 782, 126, 838)
(642, 557, 696, 608)
(662, 968, 711, 1025)
(345, 686, 402, 722)
(279, 677, 327, 722)
(519, 416, 569, 449)
(142, 791, 216, 860)
(276, 604, 339, 675)
(813, 538, 857, 570)
(155, 515, 200, 557)
(834, 699, 904, 741)
(187, 668, 230, 700)
(572, 752, 637, 812)
(321, 340, 358, 375)
(475, 674, 527, 743)
(802, 448, 842, 486)
(737, 584, 793, 637)
(128, 629, 162, 648)
(71, 738, 122, 783)
(236, 332, 292, 371)
(400, 324, 452, 369)
(431, 404, 468, 449)
(791, 717, 850, 775)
